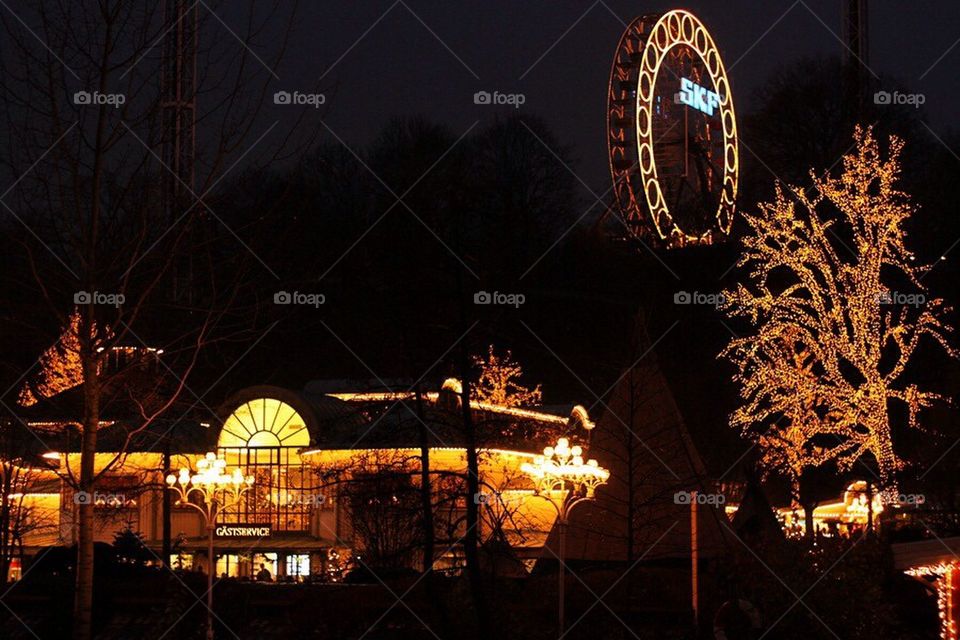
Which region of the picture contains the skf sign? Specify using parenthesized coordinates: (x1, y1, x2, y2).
(214, 524, 272, 538)
(675, 77, 720, 116)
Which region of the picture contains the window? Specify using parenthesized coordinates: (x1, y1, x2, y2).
(286, 554, 310, 577)
(216, 397, 317, 532)
(217, 398, 310, 453)
(253, 553, 278, 580)
(215, 554, 240, 577)
(218, 446, 315, 531)
(169, 553, 193, 571)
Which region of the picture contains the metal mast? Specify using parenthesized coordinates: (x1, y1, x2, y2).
(842, 0, 869, 112)
(161, 0, 198, 302)
(160, 0, 198, 566)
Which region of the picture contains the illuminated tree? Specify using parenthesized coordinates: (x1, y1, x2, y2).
(721, 126, 955, 499)
(472, 345, 542, 407)
(18, 311, 102, 407)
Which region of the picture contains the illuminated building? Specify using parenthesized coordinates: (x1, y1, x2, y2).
(725, 481, 885, 538)
(10, 380, 596, 580)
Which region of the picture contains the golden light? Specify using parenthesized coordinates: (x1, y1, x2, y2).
(608, 9, 738, 246)
(167, 452, 253, 491)
(843, 481, 884, 519)
(720, 127, 956, 499)
(771, 481, 884, 538)
(440, 377, 462, 395)
(570, 405, 595, 431)
(217, 398, 309, 452)
(636, 10, 738, 243)
(472, 346, 543, 408)
(521, 438, 609, 637)
(520, 438, 609, 498)
(165, 451, 253, 640)
(165, 452, 253, 502)
(330, 381, 593, 431)
(905, 562, 958, 640)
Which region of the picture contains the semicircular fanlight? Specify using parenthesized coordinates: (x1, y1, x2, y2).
(217, 398, 310, 449)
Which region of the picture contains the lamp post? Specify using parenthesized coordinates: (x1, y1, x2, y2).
(521, 438, 609, 638)
(166, 452, 253, 640)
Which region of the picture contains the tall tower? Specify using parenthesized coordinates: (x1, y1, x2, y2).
(161, 0, 198, 302)
(160, 0, 198, 566)
(842, 0, 869, 113)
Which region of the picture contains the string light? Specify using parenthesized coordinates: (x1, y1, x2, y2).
(721, 127, 956, 498)
(472, 345, 543, 408)
(905, 563, 958, 640)
(18, 312, 86, 406)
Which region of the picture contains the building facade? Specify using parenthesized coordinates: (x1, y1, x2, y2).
(11, 381, 592, 581)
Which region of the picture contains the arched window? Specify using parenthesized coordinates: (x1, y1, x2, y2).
(216, 397, 314, 532)
(217, 398, 310, 449)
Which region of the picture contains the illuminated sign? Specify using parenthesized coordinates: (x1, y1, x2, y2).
(214, 524, 272, 538)
(676, 77, 720, 116)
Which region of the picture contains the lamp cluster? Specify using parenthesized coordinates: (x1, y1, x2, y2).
(166, 452, 253, 496)
(521, 438, 609, 498)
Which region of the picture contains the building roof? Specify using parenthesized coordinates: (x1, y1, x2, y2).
(20, 381, 591, 457)
(561, 334, 734, 564)
(22, 419, 213, 456)
(224, 384, 579, 452)
(892, 537, 960, 571)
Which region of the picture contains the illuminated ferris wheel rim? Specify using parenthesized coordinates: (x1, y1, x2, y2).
(608, 9, 739, 246)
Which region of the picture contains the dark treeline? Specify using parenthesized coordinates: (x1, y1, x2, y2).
(2, 55, 959, 493)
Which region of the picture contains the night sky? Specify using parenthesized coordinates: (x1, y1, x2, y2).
(255, 0, 960, 190)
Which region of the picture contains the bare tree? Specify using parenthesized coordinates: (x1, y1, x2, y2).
(0, 3, 309, 638)
(584, 316, 718, 563)
(342, 465, 422, 570)
(0, 420, 58, 583)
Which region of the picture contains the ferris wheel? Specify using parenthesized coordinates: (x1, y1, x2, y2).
(606, 10, 739, 248)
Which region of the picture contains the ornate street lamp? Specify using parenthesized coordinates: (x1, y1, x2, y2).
(521, 438, 609, 638)
(166, 452, 253, 640)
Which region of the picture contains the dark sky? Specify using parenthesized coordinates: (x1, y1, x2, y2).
(255, 0, 960, 189)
